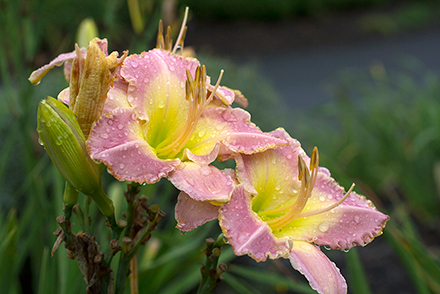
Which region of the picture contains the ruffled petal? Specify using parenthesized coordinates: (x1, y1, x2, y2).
(277, 172, 389, 250)
(121, 49, 199, 146)
(185, 108, 288, 160)
(87, 108, 180, 183)
(289, 241, 347, 294)
(168, 162, 234, 203)
(219, 185, 291, 262)
(175, 192, 219, 232)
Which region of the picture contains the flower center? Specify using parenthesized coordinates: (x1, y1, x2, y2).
(258, 147, 354, 232)
(155, 65, 224, 159)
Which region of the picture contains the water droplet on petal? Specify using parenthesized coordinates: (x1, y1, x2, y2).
(158, 100, 165, 108)
(323, 245, 331, 251)
(56, 136, 63, 145)
(198, 129, 206, 137)
(119, 163, 125, 169)
(318, 222, 329, 233)
(286, 154, 293, 160)
(354, 215, 360, 223)
(100, 133, 109, 139)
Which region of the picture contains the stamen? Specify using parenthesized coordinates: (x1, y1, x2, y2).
(206, 69, 224, 103)
(156, 20, 164, 49)
(172, 7, 189, 54)
(263, 149, 320, 231)
(156, 66, 224, 159)
(297, 183, 355, 219)
(164, 26, 172, 51)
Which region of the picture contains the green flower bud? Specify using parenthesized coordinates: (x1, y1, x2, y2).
(37, 97, 114, 217)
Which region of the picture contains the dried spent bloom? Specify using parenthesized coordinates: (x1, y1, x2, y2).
(29, 38, 127, 137)
(37, 97, 115, 217)
(215, 128, 389, 294)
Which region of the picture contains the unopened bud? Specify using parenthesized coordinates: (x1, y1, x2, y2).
(37, 97, 115, 217)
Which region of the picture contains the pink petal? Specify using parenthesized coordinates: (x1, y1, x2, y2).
(121, 49, 200, 122)
(185, 108, 288, 161)
(219, 185, 291, 262)
(278, 172, 389, 250)
(29, 50, 84, 85)
(289, 241, 347, 294)
(57, 88, 70, 105)
(168, 162, 234, 203)
(87, 108, 180, 183)
(102, 80, 131, 113)
(183, 142, 221, 164)
(175, 192, 220, 232)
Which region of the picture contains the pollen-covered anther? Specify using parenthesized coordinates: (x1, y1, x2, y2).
(155, 65, 224, 159)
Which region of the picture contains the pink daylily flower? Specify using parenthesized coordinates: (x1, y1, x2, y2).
(216, 128, 389, 294)
(87, 49, 287, 203)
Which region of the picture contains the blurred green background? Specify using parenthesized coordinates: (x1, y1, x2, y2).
(1, 0, 440, 293)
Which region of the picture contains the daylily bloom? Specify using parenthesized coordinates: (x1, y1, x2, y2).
(178, 128, 389, 293)
(86, 47, 287, 204)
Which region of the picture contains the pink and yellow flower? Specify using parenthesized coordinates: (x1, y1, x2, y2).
(179, 128, 389, 293)
(86, 48, 287, 204)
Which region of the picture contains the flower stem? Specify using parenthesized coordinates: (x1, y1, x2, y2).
(197, 233, 228, 294)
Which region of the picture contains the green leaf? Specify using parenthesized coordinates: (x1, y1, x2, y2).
(346, 248, 373, 294)
(229, 264, 316, 294)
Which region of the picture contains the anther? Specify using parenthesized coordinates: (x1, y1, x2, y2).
(156, 20, 164, 49)
(310, 147, 319, 170)
(165, 26, 172, 51)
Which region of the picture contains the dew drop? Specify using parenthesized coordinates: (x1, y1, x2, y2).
(55, 136, 63, 145)
(131, 61, 138, 68)
(158, 100, 165, 108)
(198, 129, 206, 137)
(201, 167, 212, 176)
(38, 138, 44, 146)
(354, 215, 360, 224)
(119, 163, 125, 169)
(319, 195, 325, 202)
(100, 133, 109, 139)
(323, 245, 331, 251)
(286, 154, 293, 160)
(318, 222, 329, 233)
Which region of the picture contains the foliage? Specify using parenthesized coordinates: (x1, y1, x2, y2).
(1, 0, 440, 293)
